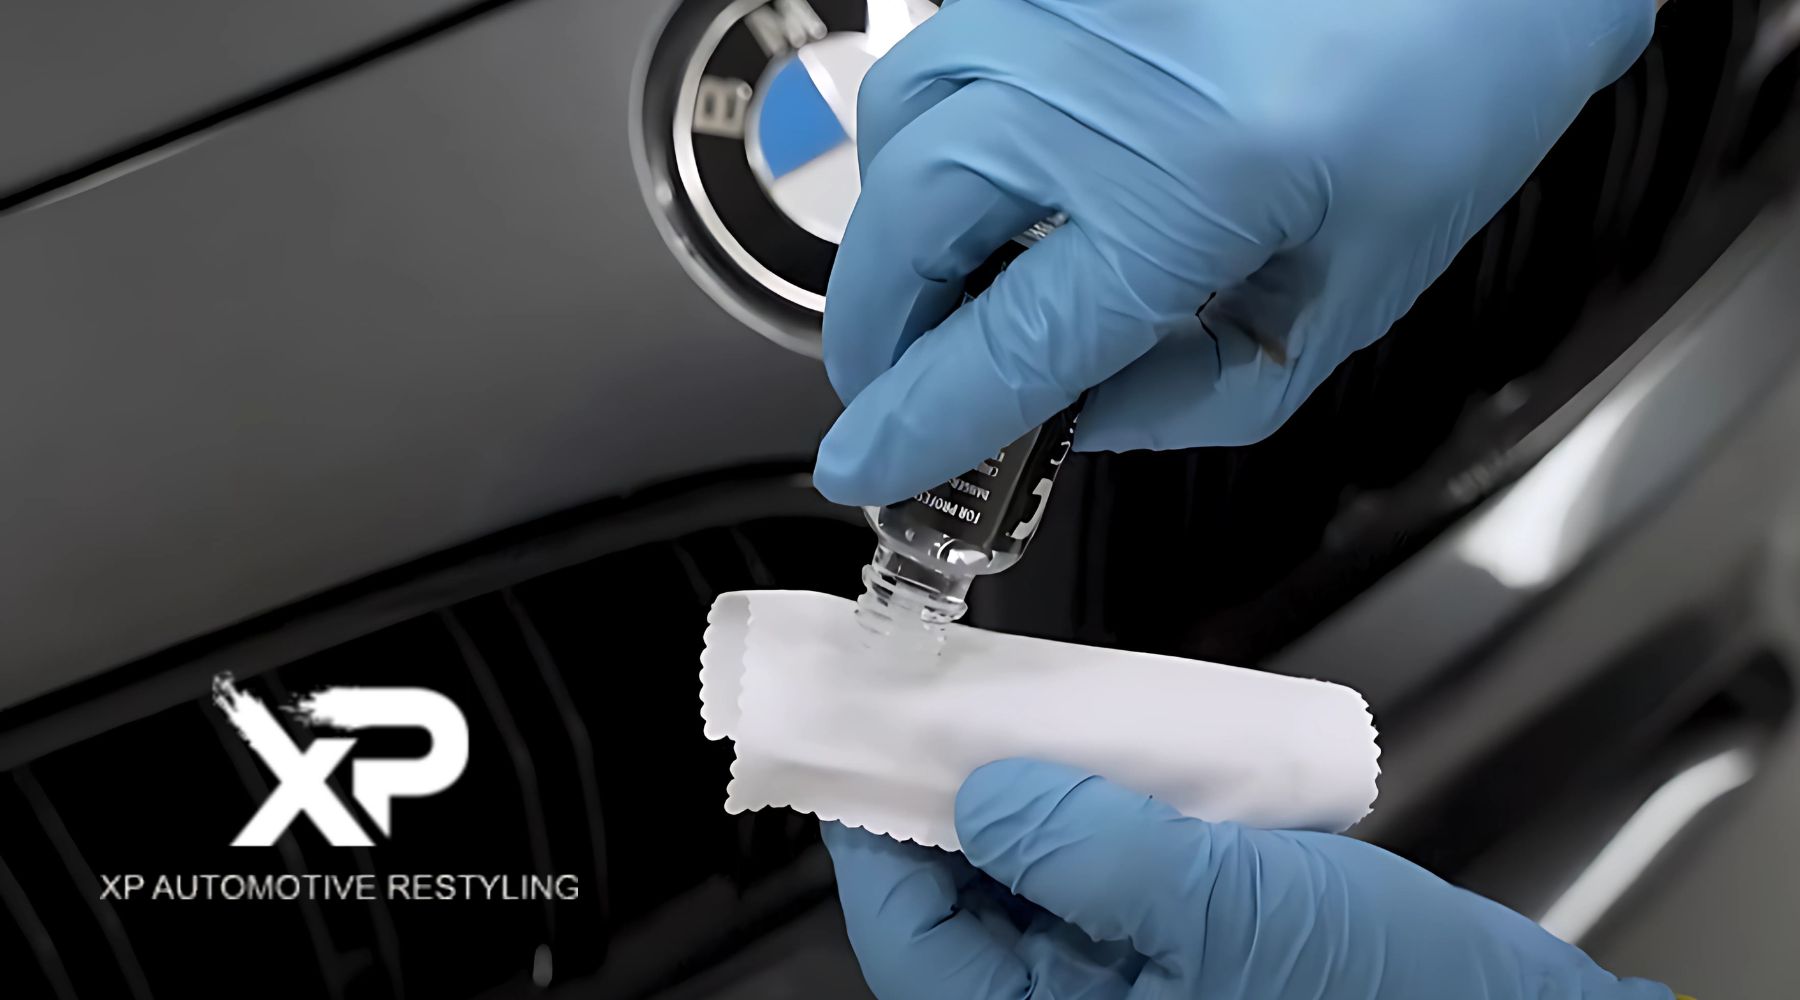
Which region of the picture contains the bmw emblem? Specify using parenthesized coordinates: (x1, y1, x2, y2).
(636, 0, 939, 355)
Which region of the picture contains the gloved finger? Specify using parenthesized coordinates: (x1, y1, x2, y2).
(851, 2, 965, 174)
(1018, 909, 1145, 996)
(824, 72, 1095, 409)
(961, 883, 1028, 951)
(822, 104, 1046, 407)
(853, 0, 1223, 179)
(827, 15, 1292, 410)
(1074, 252, 1395, 452)
(820, 822, 1030, 999)
(818, 78, 1275, 503)
(966, 866, 1042, 933)
(818, 208, 1224, 505)
(954, 759, 1226, 970)
(818, 219, 1121, 505)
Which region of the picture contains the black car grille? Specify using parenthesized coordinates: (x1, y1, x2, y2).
(0, 515, 871, 1000)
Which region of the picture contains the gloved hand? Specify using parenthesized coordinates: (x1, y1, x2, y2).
(823, 758, 1673, 1000)
(814, 0, 1657, 505)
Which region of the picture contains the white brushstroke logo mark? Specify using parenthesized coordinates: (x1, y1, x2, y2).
(213, 673, 469, 847)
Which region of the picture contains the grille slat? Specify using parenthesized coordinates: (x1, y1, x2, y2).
(1, 516, 869, 998)
(0, 850, 79, 1000)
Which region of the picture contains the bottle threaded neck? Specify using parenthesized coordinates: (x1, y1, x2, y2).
(855, 545, 973, 651)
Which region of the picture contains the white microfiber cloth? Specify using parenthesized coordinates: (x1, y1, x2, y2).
(700, 590, 1380, 851)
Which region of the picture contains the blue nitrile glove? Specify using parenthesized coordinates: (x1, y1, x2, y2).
(814, 0, 1656, 505)
(823, 759, 1673, 1000)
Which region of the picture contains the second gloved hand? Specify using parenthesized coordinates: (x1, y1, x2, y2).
(816, 0, 1656, 505)
(824, 759, 1673, 1000)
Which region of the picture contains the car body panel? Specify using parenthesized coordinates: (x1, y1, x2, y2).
(0, 0, 838, 705)
(0, 0, 470, 196)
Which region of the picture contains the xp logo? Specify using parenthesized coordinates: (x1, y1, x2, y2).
(649, 0, 937, 336)
(212, 674, 468, 847)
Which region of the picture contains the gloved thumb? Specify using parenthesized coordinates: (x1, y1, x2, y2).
(954, 758, 1230, 969)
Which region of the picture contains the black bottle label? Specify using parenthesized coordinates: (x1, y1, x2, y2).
(888, 230, 1083, 552)
(899, 407, 1081, 550)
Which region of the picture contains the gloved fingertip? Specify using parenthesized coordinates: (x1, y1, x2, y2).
(954, 758, 1101, 869)
(812, 421, 881, 507)
(823, 816, 1031, 1000)
(819, 346, 865, 409)
(957, 759, 1232, 959)
(958, 758, 1092, 812)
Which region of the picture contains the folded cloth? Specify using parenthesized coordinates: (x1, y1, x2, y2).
(700, 589, 1380, 851)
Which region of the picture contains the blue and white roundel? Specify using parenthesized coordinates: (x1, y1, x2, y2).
(745, 37, 873, 244)
(674, 0, 938, 311)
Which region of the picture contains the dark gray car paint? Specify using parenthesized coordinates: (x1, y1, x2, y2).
(0, 0, 471, 195)
(0, 0, 840, 704)
(1273, 192, 1800, 844)
(1276, 194, 1800, 713)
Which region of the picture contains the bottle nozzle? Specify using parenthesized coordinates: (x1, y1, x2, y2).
(855, 544, 975, 651)
(851, 216, 1078, 653)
